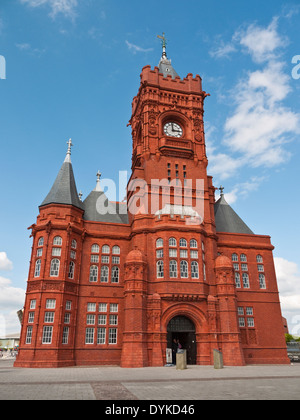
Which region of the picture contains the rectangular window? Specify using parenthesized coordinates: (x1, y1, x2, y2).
(247, 318, 255, 327)
(44, 312, 55, 323)
(66, 301, 72, 310)
(257, 264, 264, 272)
(42, 326, 53, 344)
(91, 254, 99, 263)
(98, 315, 107, 325)
(108, 328, 117, 344)
(259, 274, 266, 289)
(25, 326, 33, 344)
(238, 318, 245, 328)
(64, 313, 71, 324)
(235, 272, 241, 288)
(62, 327, 69, 344)
(156, 249, 164, 258)
(28, 312, 35, 323)
(246, 307, 253, 316)
(233, 263, 239, 271)
(99, 303, 108, 313)
(97, 328, 106, 344)
(30, 300, 36, 309)
(190, 250, 198, 259)
(237, 307, 244, 316)
(169, 248, 177, 258)
(101, 255, 109, 263)
(109, 315, 118, 325)
(87, 314, 95, 325)
(112, 256, 120, 264)
(85, 328, 94, 344)
(241, 264, 248, 271)
(70, 250, 76, 260)
(52, 248, 62, 257)
(87, 303, 96, 312)
(110, 304, 118, 313)
(46, 299, 56, 309)
(180, 249, 188, 258)
(242, 273, 250, 288)
(37, 248, 43, 257)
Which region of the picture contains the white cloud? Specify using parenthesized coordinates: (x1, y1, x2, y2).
(0, 276, 25, 336)
(275, 257, 300, 335)
(235, 18, 288, 63)
(0, 253, 13, 271)
(20, 0, 78, 19)
(125, 40, 153, 54)
(15, 43, 46, 56)
(209, 41, 237, 59)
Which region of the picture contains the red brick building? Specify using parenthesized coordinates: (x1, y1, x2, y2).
(15, 43, 289, 368)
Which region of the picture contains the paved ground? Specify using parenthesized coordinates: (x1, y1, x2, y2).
(0, 358, 300, 401)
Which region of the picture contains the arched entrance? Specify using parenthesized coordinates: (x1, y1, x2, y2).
(167, 315, 197, 364)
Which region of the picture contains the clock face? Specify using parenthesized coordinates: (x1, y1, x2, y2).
(163, 122, 183, 138)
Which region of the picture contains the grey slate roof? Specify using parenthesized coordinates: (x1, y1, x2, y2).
(214, 194, 254, 235)
(158, 57, 180, 79)
(40, 160, 83, 210)
(83, 189, 129, 224)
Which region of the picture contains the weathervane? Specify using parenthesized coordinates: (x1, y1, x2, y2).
(219, 185, 224, 195)
(157, 32, 167, 59)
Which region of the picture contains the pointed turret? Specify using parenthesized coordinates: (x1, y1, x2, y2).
(40, 139, 83, 210)
(157, 32, 179, 79)
(214, 188, 254, 234)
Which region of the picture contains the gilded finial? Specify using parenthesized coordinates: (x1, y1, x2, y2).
(157, 32, 167, 59)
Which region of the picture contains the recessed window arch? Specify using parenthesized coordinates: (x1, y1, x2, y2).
(259, 273, 266, 289)
(179, 238, 187, 248)
(240, 254, 247, 262)
(190, 239, 198, 249)
(50, 259, 60, 277)
(156, 238, 163, 248)
(34, 259, 41, 278)
(156, 260, 164, 278)
(169, 237, 177, 247)
(38, 237, 44, 247)
(53, 236, 62, 246)
(180, 260, 188, 278)
(89, 265, 98, 282)
(232, 253, 238, 262)
(191, 261, 199, 279)
(112, 246, 120, 255)
(169, 260, 177, 278)
(68, 261, 75, 279)
(111, 266, 119, 283)
(256, 255, 263, 263)
(100, 266, 109, 283)
(91, 244, 100, 254)
(102, 245, 110, 254)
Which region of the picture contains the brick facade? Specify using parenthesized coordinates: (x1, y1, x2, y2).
(15, 52, 289, 368)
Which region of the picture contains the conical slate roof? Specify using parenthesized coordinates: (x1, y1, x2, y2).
(40, 141, 83, 210)
(83, 175, 128, 224)
(158, 57, 179, 79)
(214, 194, 254, 235)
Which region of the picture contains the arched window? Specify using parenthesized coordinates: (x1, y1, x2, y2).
(71, 239, 77, 249)
(156, 238, 163, 248)
(34, 259, 41, 278)
(100, 266, 109, 283)
(102, 245, 110, 254)
(38, 237, 44, 247)
(240, 254, 247, 262)
(89, 265, 98, 282)
(235, 272, 241, 288)
(169, 260, 177, 278)
(169, 237, 177, 247)
(68, 261, 75, 279)
(53, 236, 62, 246)
(112, 246, 120, 255)
(190, 239, 198, 248)
(91, 244, 100, 253)
(180, 260, 188, 278)
(111, 266, 119, 283)
(242, 273, 250, 288)
(232, 253, 238, 262)
(50, 259, 60, 277)
(256, 255, 263, 263)
(191, 261, 199, 279)
(156, 260, 164, 278)
(179, 238, 187, 248)
(259, 273, 266, 289)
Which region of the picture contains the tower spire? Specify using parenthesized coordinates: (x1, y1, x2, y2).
(157, 32, 167, 59)
(64, 139, 73, 163)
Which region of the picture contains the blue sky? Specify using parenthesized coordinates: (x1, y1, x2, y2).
(0, 0, 300, 335)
